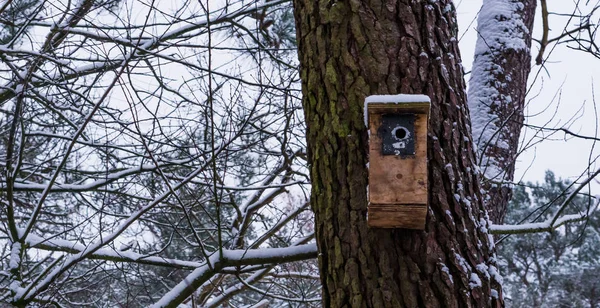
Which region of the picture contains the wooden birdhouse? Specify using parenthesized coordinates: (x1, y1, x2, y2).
(365, 94, 430, 229)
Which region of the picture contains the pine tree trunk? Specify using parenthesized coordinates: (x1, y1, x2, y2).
(293, 0, 503, 307)
(468, 0, 536, 224)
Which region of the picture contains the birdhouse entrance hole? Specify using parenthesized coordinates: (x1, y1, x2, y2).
(394, 127, 408, 139)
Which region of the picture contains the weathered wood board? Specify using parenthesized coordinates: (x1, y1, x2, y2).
(367, 204, 427, 229)
(367, 102, 429, 229)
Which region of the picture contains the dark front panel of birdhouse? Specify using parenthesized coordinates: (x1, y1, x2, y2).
(378, 114, 415, 156)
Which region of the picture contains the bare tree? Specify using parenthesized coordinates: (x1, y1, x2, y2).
(0, 1, 318, 307)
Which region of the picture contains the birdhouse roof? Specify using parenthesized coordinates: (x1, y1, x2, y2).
(364, 94, 431, 126)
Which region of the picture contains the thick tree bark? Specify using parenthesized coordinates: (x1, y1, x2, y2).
(294, 0, 502, 307)
(468, 0, 536, 224)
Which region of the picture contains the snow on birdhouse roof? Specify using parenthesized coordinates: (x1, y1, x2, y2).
(364, 94, 431, 126)
(365, 94, 431, 104)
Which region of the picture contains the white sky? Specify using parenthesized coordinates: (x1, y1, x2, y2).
(457, 0, 600, 186)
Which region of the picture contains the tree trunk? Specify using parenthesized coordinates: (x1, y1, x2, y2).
(294, 0, 503, 307)
(468, 0, 536, 224)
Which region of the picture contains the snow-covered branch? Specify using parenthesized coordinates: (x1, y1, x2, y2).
(25, 234, 203, 270)
(490, 212, 595, 234)
(490, 170, 600, 234)
(150, 244, 317, 308)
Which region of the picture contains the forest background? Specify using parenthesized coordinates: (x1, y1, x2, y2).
(0, 0, 599, 307)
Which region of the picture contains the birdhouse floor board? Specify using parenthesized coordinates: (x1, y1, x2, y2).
(367, 204, 427, 229)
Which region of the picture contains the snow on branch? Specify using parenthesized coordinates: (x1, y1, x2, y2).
(150, 243, 317, 308)
(490, 169, 600, 234)
(25, 232, 317, 272)
(489, 211, 596, 234)
(25, 234, 203, 270)
(1, 157, 201, 193)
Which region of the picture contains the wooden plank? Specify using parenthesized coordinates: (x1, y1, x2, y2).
(368, 113, 428, 205)
(366, 102, 430, 115)
(367, 204, 427, 229)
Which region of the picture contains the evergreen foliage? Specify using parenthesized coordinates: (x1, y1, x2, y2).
(500, 171, 600, 308)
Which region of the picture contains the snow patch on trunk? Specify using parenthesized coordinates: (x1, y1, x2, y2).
(468, 0, 529, 180)
(469, 272, 482, 289)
